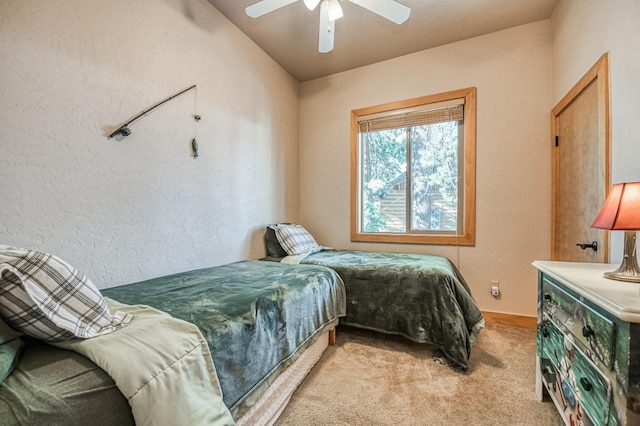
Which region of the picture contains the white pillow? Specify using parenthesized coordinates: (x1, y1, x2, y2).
(0, 245, 130, 341)
(273, 224, 321, 256)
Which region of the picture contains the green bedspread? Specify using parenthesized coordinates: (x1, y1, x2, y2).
(53, 299, 234, 426)
(102, 260, 346, 418)
(299, 250, 483, 370)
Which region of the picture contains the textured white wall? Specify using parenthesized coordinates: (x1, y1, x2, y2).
(299, 21, 553, 316)
(0, 0, 299, 288)
(551, 0, 640, 264)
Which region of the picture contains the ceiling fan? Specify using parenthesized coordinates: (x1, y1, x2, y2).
(245, 0, 411, 53)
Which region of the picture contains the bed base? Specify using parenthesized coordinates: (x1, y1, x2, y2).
(235, 328, 334, 426)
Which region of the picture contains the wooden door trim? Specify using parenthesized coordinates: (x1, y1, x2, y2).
(551, 53, 611, 262)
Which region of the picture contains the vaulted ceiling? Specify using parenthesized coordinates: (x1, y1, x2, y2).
(208, 0, 558, 82)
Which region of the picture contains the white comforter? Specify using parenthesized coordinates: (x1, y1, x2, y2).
(52, 298, 235, 426)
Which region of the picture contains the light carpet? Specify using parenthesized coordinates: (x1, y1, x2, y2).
(276, 324, 563, 425)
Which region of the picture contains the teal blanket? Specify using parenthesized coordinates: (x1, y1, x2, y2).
(299, 250, 483, 370)
(102, 260, 346, 417)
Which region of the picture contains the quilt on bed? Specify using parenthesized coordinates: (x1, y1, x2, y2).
(52, 298, 234, 426)
(297, 250, 484, 370)
(102, 260, 346, 418)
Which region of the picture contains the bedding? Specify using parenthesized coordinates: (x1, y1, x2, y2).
(265, 225, 289, 258)
(271, 224, 321, 256)
(102, 260, 346, 419)
(0, 245, 132, 341)
(0, 258, 345, 425)
(0, 336, 135, 426)
(264, 229, 484, 372)
(0, 317, 23, 384)
(235, 331, 328, 426)
(53, 298, 234, 426)
(0, 332, 334, 426)
(300, 250, 483, 370)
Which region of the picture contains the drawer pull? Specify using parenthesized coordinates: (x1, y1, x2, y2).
(582, 324, 595, 337)
(537, 323, 549, 338)
(580, 377, 593, 392)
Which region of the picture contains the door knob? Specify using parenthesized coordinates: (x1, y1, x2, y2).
(576, 241, 598, 251)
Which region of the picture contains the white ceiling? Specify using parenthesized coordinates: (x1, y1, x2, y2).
(208, 0, 558, 82)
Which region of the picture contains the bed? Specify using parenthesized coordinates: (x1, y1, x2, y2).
(0, 248, 346, 426)
(264, 224, 484, 371)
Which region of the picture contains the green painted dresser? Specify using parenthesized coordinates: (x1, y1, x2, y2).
(534, 261, 640, 426)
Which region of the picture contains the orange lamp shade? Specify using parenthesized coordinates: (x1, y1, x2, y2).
(591, 182, 640, 230)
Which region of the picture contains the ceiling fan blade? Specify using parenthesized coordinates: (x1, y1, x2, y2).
(349, 0, 411, 24)
(318, 1, 335, 53)
(303, 0, 322, 11)
(245, 0, 298, 18)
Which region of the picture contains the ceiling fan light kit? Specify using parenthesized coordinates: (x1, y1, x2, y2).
(245, 0, 411, 53)
(327, 0, 344, 20)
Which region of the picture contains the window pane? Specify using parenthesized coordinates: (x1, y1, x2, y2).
(360, 128, 407, 233)
(410, 121, 460, 232)
(351, 87, 476, 246)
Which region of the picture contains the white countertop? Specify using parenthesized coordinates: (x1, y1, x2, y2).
(533, 260, 640, 323)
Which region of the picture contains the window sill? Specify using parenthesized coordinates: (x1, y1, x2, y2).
(350, 232, 475, 246)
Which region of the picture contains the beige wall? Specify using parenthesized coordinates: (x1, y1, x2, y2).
(0, 0, 299, 288)
(551, 0, 640, 263)
(299, 21, 553, 316)
(3, 1, 635, 316)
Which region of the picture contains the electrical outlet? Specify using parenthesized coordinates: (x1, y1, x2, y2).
(490, 280, 500, 297)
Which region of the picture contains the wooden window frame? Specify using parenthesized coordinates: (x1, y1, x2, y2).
(350, 87, 477, 246)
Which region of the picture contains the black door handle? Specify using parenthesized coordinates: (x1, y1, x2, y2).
(576, 241, 598, 251)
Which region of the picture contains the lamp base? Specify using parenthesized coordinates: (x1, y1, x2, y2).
(604, 231, 640, 283)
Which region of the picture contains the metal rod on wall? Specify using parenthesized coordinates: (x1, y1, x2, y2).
(108, 85, 197, 138)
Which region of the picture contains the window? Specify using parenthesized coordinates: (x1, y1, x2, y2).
(351, 88, 476, 245)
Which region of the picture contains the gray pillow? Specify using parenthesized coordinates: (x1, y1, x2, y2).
(265, 224, 289, 258)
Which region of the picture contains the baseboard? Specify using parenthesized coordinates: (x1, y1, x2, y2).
(482, 310, 537, 330)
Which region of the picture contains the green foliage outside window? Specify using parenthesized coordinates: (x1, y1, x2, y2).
(361, 122, 460, 233)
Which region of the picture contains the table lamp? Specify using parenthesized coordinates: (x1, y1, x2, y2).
(591, 182, 640, 283)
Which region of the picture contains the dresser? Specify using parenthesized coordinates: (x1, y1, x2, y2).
(534, 261, 640, 426)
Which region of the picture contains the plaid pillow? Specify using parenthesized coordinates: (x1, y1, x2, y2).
(273, 224, 320, 256)
(0, 246, 130, 341)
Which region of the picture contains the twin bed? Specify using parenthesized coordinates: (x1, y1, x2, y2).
(264, 223, 484, 371)
(0, 227, 483, 425)
(0, 258, 345, 425)
(288, 249, 484, 370)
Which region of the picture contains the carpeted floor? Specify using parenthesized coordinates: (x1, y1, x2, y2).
(276, 324, 564, 425)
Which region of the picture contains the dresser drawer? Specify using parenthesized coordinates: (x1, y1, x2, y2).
(542, 278, 616, 368)
(539, 320, 613, 425)
(539, 319, 564, 368)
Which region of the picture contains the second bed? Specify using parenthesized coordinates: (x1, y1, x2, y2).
(264, 224, 484, 371)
